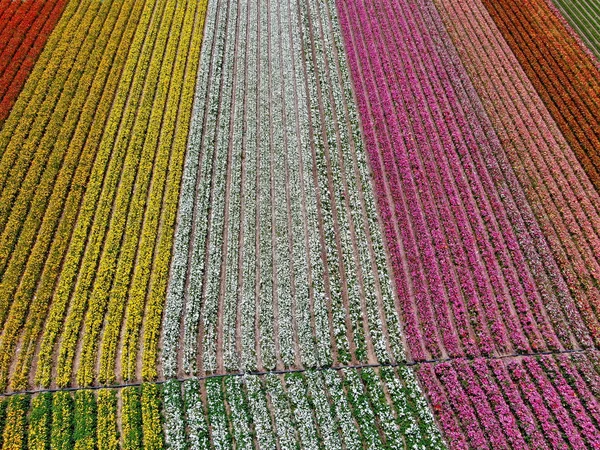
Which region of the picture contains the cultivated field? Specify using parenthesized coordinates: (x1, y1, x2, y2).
(0, 0, 600, 447)
(337, 0, 600, 445)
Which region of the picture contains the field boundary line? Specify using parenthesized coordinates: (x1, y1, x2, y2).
(0, 347, 589, 398)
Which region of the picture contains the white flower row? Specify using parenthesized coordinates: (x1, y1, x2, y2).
(161, 367, 443, 448)
(257, 0, 276, 371)
(240, 0, 258, 373)
(162, 380, 188, 450)
(200, 0, 240, 374)
(325, 0, 406, 361)
(206, 378, 232, 449)
(381, 367, 426, 448)
(308, 0, 369, 364)
(322, 369, 363, 449)
(363, 367, 405, 448)
(342, 368, 385, 449)
(246, 375, 277, 449)
(183, 380, 211, 449)
(304, 371, 344, 449)
(298, 0, 350, 364)
(283, 0, 319, 369)
(397, 366, 446, 449)
(265, 374, 298, 448)
(223, 377, 254, 450)
(315, 0, 391, 362)
(292, 0, 332, 368)
(272, 0, 296, 368)
(222, 0, 248, 373)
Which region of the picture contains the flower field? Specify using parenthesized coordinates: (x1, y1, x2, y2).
(0, 367, 444, 449)
(0, 0, 600, 447)
(161, 0, 403, 379)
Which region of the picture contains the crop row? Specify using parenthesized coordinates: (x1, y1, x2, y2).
(420, 351, 600, 449)
(0, 0, 208, 391)
(0, 0, 139, 391)
(42, 0, 206, 389)
(432, 0, 600, 348)
(551, 0, 600, 59)
(161, 367, 444, 449)
(481, 0, 600, 196)
(162, 0, 403, 378)
(0, 384, 163, 450)
(0, 0, 68, 125)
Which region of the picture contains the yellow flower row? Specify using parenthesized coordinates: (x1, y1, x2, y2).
(141, 384, 163, 449)
(0, 0, 82, 161)
(97, 390, 119, 450)
(95, 0, 193, 386)
(0, 385, 165, 448)
(121, 387, 143, 450)
(33, 0, 159, 386)
(2, 395, 28, 450)
(0, 0, 109, 288)
(10, 0, 149, 393)
(0, 0, 94, 198)
(0, 0, 210, 392)
(27, 393, 51, 450)
(51, 0, 172, 388)
(73, 0, 179, 387)
(50, 391, 73, 449)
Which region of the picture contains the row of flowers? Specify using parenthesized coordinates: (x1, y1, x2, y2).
(161, 367, 443, 449)
(551, 0, 600, 60)
(481, 0, 600, 193)
(0, 384, 167, 449)
(0, 0, 102, 245)
(160, 0, 221, 378)
(7, 0, 209, 390)
(34, 0, 174, 388)
(0, 0, 143, 392)
(0, 365, 444, 448)
(70, 0, 184, 388)
(335, 0, 580, 362)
